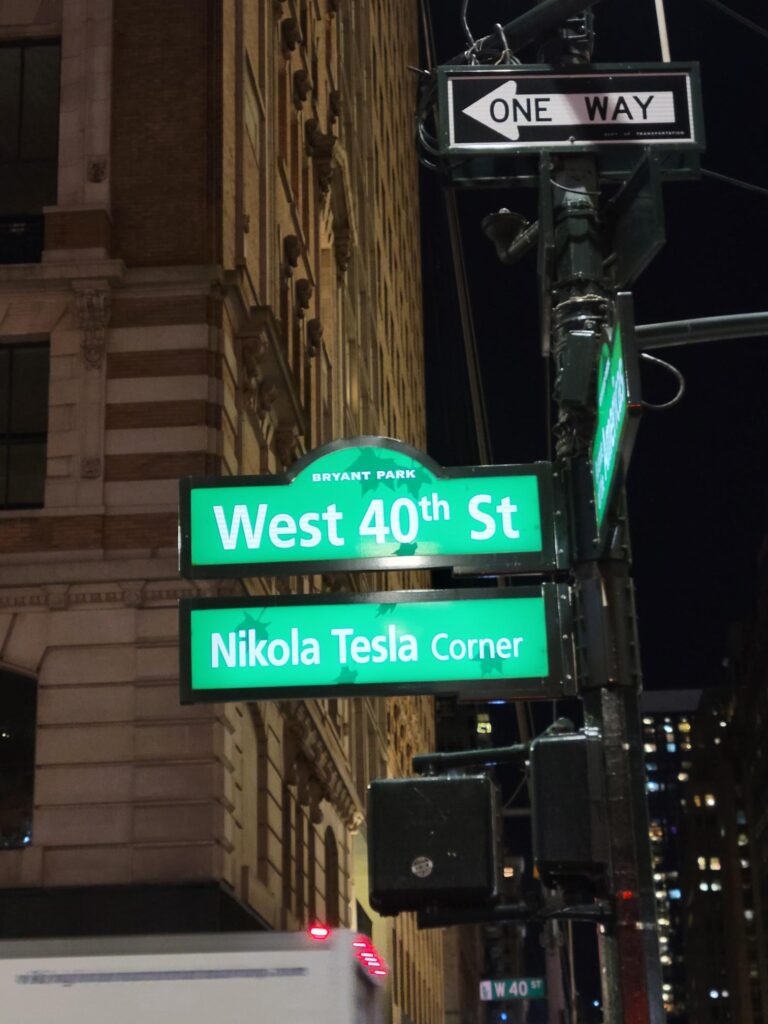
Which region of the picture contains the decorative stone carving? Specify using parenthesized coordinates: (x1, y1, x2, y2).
(80, 457, 102, 479)
(283, 234, 301, 276)
(238, 306, 306, 452)
(334, 225, 352, 274)
(44, 585, 70, 611)
(258, 378, 278, 413)
(119, 582, 145, 609)
(308, 778, 326, 824)
(307, 318, 323, 357)
(293, 69, 312, 108)
(280, 702, 362, 828)
(295, 278, 313, 316)
(87, 159, 108, 183)
(241, 333, 271, 415)
(329, 89, 342, 124)
(281, 17, 301, 57)
(295, 757, 312, 805)
(275, 426, 300, 468)
(304, 119, 336, 198)
(242, 333, 268, 372)
(76, 288, 111, 369)
(322, 571, 354, 594)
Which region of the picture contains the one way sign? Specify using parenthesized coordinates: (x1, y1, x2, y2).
(439, 63, 702, 154)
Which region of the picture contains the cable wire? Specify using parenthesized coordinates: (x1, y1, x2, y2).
(418, 0, 435, 70)
(699, 0, 768, 41)
(640, 351, 685, 409)
(461, 0, 475, 47)
(654, 0, 672, 59)
(501, 772, 529, 811)
(701, 167, 768, 199)
(550, 178, 602, 198)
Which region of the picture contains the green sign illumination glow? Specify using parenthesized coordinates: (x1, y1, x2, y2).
(179, 439, 561, 578)
(592, 323, 627, 531)
(179, 587, 570, 703)
(590, 295, 641, 537)
(479, 978, 546, 1001)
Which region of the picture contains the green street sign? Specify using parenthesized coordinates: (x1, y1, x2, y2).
(479, 978, 547, 1001)
(179, 586, 574, 703)
(179, 438, 563, 578)
(590, 293, 641, 539)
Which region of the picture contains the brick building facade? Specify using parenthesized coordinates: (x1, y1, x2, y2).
(0, 3, 442, 1023)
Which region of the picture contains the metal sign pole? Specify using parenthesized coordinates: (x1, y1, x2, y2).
(525, 8, 664, 1022)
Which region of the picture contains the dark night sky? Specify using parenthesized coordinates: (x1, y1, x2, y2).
(422, 0, 768, 693)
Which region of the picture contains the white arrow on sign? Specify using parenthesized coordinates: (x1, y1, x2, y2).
(462, 81, 676, 141)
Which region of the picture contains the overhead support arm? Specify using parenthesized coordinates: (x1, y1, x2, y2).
(449, 0, 609, 63)
(636, 311, 768, 350)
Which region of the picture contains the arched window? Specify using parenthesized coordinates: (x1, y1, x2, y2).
(324, 826, 339, 927)
(250, 707, 269, 886)
(282, 783, 293, 913)
(294, 801, 305, 922)
(0, 667, 37, 848)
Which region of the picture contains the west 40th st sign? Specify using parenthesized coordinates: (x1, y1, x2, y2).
(179, 438, 563, 577)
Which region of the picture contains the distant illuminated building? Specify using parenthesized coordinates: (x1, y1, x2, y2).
(729, 561, 768, 1021)
(640, 689, 701, 1022)
(683, 687, 763, 1023)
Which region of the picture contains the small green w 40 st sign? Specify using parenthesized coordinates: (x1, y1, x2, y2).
(479, 978, 546, 1001)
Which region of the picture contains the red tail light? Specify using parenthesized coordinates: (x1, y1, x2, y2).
(353, 933, 389, 979)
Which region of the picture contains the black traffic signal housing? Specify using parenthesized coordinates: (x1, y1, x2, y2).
(368, 774, 502, 915)
(530, 729, 608, 889)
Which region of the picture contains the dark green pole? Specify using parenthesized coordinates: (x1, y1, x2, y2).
(540, 15, 665, 1024)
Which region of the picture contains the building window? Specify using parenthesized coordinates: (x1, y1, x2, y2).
(0, 667, 37, 849)
(324, 826, 340, 927)
(0, 40, 60, 263)
(0, 340, 49, 508)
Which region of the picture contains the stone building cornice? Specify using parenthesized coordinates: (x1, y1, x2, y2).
(280, 700, 364, 830)
(0, 577, 243, 612)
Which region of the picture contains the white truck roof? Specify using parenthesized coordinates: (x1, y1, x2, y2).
(0, 928, 386, 1024)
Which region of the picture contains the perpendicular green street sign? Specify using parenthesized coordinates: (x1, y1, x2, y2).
(179, 585, 574, 704)
(178, 438, 564, 578)
(479, 978, 547, 1001)
(590, 293, 641, 540)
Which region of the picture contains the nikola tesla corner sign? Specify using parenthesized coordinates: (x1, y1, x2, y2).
(179, 586, 572, 704)
(179, 437, 563, 577)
